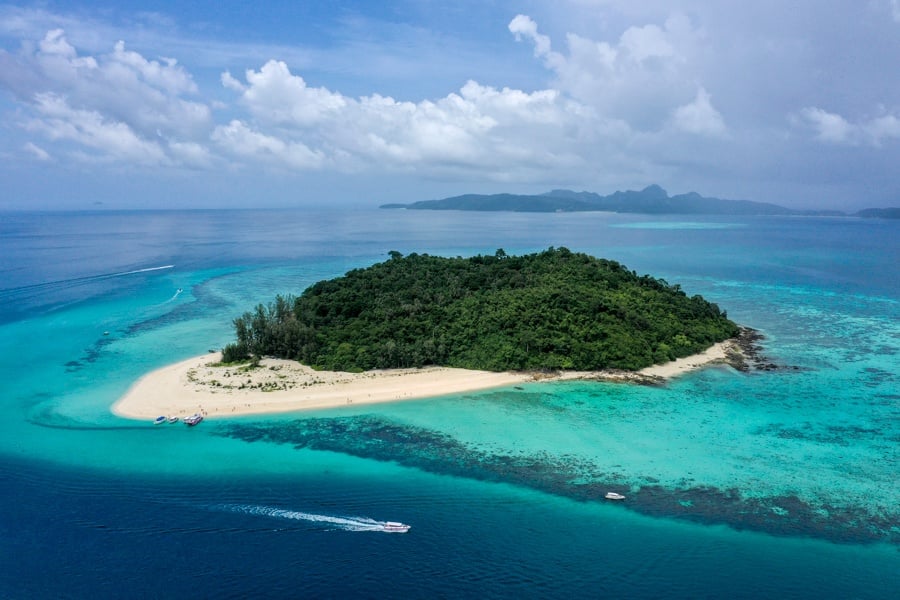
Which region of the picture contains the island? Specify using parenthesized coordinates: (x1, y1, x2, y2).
(381, 184, 898, 217)
(114, 248, 746, 420)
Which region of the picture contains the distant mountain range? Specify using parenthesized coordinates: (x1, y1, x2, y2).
(381, 185, 899, 218)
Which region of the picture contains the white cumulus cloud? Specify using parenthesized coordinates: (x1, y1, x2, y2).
(26, 92, 167, 164)
(1, 28, 211, 163)
(864, 114, 900, 142)
(508, 13, 707, 132)
(799, 107, 855, 143)
(211, 119, 324, 169)
(217, 60, 604, 176)
(797, 106, 900, 146)
(110, 40, 196, 96)
(670, 88, 727, 137)
(230, 60, 348, 126)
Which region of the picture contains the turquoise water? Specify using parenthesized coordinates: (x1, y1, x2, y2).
(1, 209, 897, 597)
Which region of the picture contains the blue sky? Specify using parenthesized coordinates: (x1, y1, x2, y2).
(1, 1, 899, 210)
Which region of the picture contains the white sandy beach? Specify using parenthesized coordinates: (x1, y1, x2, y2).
(112, 340, 737, 420)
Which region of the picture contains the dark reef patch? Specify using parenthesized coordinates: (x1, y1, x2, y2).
(752, 422, 883, 446)
(727, 327, 803, 373)
(126, 283, 229, 336)
(65, 335, 115, 372)
(64, 280, 233, 372)
(860, 366, 897, 387)
(216, 416, 898, 545)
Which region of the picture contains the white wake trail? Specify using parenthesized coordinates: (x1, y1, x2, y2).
(161, 288, 184, 303)
(115, 265, 175, 277)
(216, 504, 387, 532)
(0, 264, 176, 295)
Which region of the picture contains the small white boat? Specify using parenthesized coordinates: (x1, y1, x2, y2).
(605, 492, 626, 501)
(167, 416, 179, 424)
(382, 521, 411, 533)
(153, 416, 167, 425)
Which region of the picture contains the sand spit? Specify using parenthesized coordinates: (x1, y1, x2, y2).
(113, 338, 745, 420)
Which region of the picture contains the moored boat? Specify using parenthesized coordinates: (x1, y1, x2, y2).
(167, 416, 179, 424)
(605, 492, 626, 501)
(184, 413, 203, 426)
(153, 415, 167, 425)
(382, 521, 411, 533)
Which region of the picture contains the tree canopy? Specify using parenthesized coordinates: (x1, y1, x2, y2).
(222, 247, 739, 372)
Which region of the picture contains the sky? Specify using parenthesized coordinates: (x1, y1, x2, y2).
(1, 1, 898, 211)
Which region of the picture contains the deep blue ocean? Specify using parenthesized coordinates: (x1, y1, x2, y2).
(0, 209, 897, 598)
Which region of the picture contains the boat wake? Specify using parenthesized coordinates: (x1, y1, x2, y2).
(162, 288, 184, 303)
(0, 264, 175, 296)
(215, 503, 397, 532)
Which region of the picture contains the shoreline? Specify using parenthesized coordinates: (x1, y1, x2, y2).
(112, 338, 742, 421)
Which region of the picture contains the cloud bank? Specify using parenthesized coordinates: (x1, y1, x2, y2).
(1, 21, 728, 179)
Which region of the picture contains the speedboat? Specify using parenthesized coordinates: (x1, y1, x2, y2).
(153, 415, 167, 425)
(382, 521, 411, 533)
(605, 492, 626, 501)
(184, 414, 203, 426)
(167, 416, 179, 424)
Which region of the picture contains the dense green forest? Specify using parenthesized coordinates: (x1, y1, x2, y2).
(222, 248, 739, 372)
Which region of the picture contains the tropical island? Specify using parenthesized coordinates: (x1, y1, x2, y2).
(114, 248, 746, 420)
(221, 247, 739, 371)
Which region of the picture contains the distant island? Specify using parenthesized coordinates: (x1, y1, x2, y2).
(222, 248, 739, 372)
(854, 207, 900, 219)
(381, 185, 899, 218)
